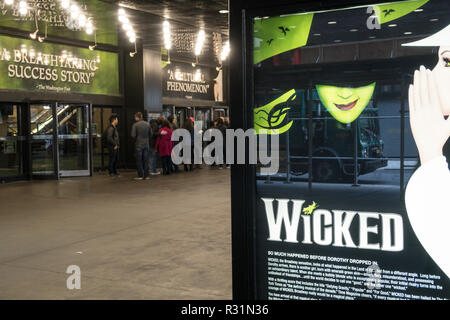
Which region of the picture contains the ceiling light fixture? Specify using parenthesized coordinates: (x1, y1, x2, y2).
(219, 10, 228, 14)
(163, 21, 171, 50)
(195, 29, 206, 56)
(5, 0, 13, 5)
(18, 1, 27, 15)
(61, 0, 70, 9)
(89, 31, 97, 50)
(130, 41, 137, 58)
(350, 29, 358, 32)
(328, 21, 337, 25)
(220, 41, 230, 61)
(404, 31, 413, 35)
(388, 24, 397, 27)
(38, 22, 47, 42)
(29, 10, 40, 39)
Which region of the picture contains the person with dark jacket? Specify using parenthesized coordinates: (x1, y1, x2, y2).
(216, 117, 228, 169)
(183, 118, 195, 171)
(131, 112, 152, 180)
(149, 119, 161, 175)
(106, 114, 120, 177)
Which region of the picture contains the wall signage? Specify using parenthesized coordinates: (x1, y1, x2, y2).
(162, 61, 219, 101)
(0, 0, 118, 46)
(0, 35, 120, 96)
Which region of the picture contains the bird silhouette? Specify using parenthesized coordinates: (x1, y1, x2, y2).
(278, 26, 290, 36)
(382, 9, 395, 17)
(267, 38, 274, 46)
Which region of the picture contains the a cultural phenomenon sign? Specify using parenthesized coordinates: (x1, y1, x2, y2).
(0, 35, 120, 96)
(162, 61, 220, 101)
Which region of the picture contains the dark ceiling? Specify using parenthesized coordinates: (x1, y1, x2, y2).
(102, 0, 228, 64)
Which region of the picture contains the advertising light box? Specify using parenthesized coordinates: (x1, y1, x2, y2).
(0, 35, 120, 96)
(250, 0, 450, 300)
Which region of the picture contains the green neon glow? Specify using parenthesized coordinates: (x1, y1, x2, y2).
(253, 14, 314, 64)
(254, 89, 296, 134)
(316, 83, 376, 124)
(374, 0, 429, 24)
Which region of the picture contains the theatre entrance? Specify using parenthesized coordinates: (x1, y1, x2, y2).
(30, 102, 91, 178)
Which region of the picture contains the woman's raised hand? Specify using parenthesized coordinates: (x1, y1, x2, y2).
(409, 65, 450, 164)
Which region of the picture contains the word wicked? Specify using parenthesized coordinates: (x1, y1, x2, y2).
(262, 198, 404, 252)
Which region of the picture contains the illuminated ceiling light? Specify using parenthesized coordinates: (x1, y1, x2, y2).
(334, 39, 342, 43)
(70, 4, 79, 19)
(369, 36, 376, 39)
(5, 0, 14, 5)
(163, 21, 171, 50)
(78, 14, 86, 27)
(328, 21, 337, 25)
(195, 29, 206, 56)
(414, 9, 424, 12)
(30, 30, 38, 39)
(221, 41, 230, 61)
(313, 33, 321, 36)
(61, 0, 70, 9)
(388, 24, 397, 27)
(89, 32, 97, 50)
(404, 31, 413, 35)
(122, 23, 131, 31)
(219, 10, 228, 14)
(430, 18, 439, 22)
(18, 1, 27, 15)
(126, 30, 135, 38)
(349, 29, 358, 32)
(130, 42, 137, 57)
(118, 8, 125, 16)
(119, 15, 128, 23)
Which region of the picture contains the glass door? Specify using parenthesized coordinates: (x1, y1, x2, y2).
(56, 103, 90, 177)
(0, 103, 25, 180)
(30, 103, 57, 177)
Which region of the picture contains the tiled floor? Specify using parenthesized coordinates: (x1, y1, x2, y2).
(0, 167, 232, 299)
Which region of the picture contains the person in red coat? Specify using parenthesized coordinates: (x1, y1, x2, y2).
(155, 119, 173, 175)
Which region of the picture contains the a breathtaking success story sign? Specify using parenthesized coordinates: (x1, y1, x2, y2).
(0, 35, 120, 96)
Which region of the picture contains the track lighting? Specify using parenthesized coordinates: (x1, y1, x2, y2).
(30, 30, 38, 39)
(130, 41, 137, 58)
(89, 31, 97, 50)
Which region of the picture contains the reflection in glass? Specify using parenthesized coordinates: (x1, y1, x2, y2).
(31, 104, 55, 174)
(0, 104, 22, 177)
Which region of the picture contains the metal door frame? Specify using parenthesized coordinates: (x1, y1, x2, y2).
(56, 102, 92, 177)
(29, 101, 59, 179)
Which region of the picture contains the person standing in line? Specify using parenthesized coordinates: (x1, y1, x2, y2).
(131, 112, 152, 180)
(155, 119, 173, 175)
(216, 117, 227, 169)
(149, 119, 161, 175)
(183, 118, 195, 172)
(106, 114, 120, 177)
(168, 115, 179, 173)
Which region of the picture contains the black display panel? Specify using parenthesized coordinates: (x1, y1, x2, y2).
(251, 0, 450, 300)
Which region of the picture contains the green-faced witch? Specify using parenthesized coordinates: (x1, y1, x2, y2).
(316, 83, 376, 124)
(254, 89, 296, 134)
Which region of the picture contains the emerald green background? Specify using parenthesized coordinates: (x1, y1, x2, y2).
(0, 0, 118, 46)
(0, 34, 120, 96)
